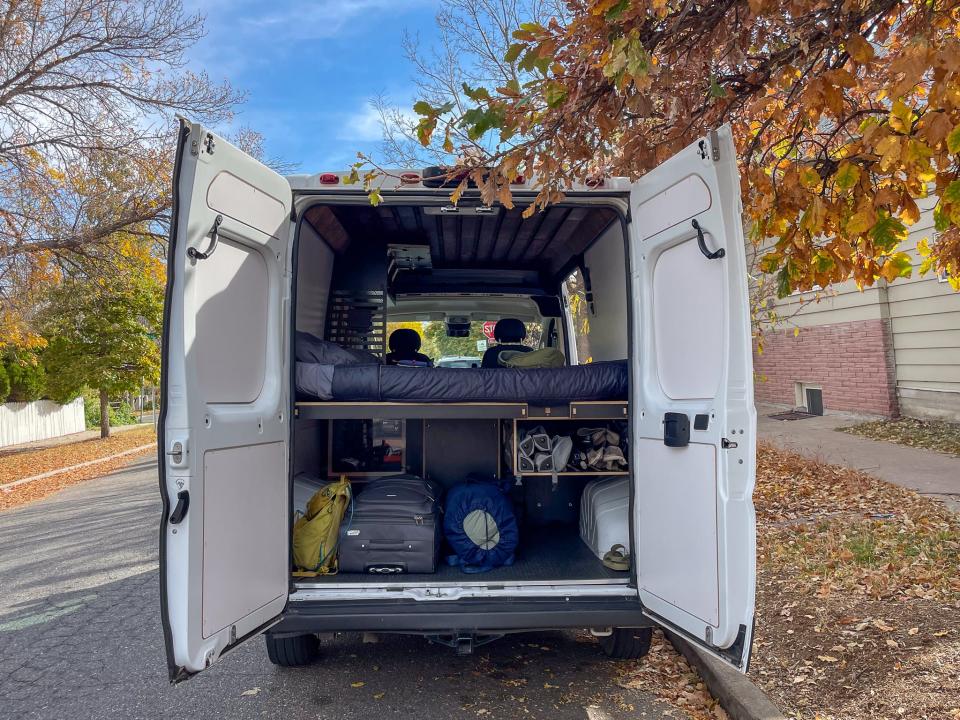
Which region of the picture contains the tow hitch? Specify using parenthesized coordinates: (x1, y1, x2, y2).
(426, 632, 504, 655)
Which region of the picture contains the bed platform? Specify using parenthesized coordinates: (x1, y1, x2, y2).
(296, 359, 629, 406)
(295, 400, 628, 421)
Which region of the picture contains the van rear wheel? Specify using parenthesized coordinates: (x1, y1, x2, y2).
(599, 627, 653, 660)
(265, 633, 319, 667)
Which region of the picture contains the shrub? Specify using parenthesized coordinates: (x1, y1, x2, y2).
(4, 352, 45, 402)
(84, 391, 139, 429)
(0, 363, 9, 403)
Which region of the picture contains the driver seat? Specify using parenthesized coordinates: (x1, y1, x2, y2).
(481, 318, 533, 368)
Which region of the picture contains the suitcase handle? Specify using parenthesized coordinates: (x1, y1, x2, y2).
(366, 540, 409, 550)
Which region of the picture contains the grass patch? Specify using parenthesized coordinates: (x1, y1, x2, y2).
(839, 416, 960, 456)
(753, 443, 960, 718)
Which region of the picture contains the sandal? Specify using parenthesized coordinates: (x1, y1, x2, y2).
(602, 544, 630, 572)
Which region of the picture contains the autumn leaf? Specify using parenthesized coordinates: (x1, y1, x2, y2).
(846, 34, 875, 63)
(834, 161, 860, 192)
(870, 213, 907, 252)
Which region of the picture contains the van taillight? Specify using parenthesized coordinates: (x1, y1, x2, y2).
(400, 172, 421, 185)
(319, 173, 339, 185)
(511, 175, 525, 185)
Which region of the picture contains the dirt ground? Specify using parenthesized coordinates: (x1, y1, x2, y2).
(0, 425, 156, 510)
(750, 443, 960, 719)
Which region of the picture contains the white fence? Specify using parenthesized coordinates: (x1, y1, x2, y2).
(0, 398, 86, 448)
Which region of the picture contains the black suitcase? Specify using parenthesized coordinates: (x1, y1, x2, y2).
(338, 474, 442, 574)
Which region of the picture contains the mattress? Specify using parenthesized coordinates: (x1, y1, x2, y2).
(296, 360, 628, 404)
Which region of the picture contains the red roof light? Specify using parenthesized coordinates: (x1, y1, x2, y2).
(400, 172, 421, 185)
(318, 173, 339, 185)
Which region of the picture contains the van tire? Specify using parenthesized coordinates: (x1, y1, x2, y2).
(599, 627, 652, 660)
(265, 633, 319, 667)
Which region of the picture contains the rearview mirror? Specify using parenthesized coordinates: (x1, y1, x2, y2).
(446, 317, 471, 337)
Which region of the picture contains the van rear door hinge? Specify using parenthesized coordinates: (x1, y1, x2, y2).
(709, 129, 720, 160)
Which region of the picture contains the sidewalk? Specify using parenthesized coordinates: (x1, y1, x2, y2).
(0, 423, 152, 457)
(757, 403, 960, 512)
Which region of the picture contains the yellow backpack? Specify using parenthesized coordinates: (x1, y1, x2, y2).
(292, 476, 352, 576)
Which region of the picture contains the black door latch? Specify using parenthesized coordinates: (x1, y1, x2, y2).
(169, 490, 190, 524)
(663, 412, 690, 447)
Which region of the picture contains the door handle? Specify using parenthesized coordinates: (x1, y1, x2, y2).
(187, 214, 223, 261)
(692, 219, 725, 260)
(169, 490, 190, 524)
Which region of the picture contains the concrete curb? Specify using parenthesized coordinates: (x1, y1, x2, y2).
(0, 444, 156, 492)
(666, 631, 785, 720)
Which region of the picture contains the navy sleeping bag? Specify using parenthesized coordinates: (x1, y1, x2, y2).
(443, 478, 519, 573)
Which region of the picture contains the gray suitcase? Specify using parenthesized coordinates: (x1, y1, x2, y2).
(338, 474, 442, 574)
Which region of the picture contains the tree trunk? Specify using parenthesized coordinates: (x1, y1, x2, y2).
(99, 387, 110, 439)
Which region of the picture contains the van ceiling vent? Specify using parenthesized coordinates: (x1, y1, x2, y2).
(326, 289, 387, 359)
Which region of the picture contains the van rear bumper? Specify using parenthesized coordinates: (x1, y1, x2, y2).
(272, 596, 652, 636)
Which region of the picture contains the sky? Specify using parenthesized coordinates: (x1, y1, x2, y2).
(181, 0, 442, 173)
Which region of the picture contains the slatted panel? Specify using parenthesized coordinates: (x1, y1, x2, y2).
(325, 289, 387, 358)
(322, 204, 619, 273)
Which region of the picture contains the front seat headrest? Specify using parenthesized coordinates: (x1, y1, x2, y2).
(494, 318, 526, 343)
(388, 328, 422, 353)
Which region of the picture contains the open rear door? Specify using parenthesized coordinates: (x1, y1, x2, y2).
(159, 120, 292, 681)
(628, 125, 756, 670)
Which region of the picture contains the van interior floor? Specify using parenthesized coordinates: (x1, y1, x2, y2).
(297, 526, 628, 585)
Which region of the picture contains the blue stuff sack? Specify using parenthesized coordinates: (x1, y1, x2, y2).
(443, 477, 519, 573)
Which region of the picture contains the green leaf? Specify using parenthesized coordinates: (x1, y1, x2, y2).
(544, 82, 567, 108)
(459, 106, 505, 141)
(461, 83, 490, 102)
(605, 0, 630, 19)
(833, 161, 861, 192)
(887, 252, 914, 279)
(947, 124, 960, 154)
(413, 101, 433, 116)
(813, 252, 835, 273)
(518, 22, 545, 33)
(368, 189, 382, 207)
(943, 179, 960, 205)
(776, 267, 792, 299)
(759, 253, 781, 274)
(870, 212, 907, 252)
(709, 75, 725, 99)
(933, 204, 950, 232)
(504, 43, 525, 63)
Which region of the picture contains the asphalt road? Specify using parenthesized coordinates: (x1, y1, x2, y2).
(0, 459, 681, 720)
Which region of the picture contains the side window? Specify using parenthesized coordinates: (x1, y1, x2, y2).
(564, 269, 593, 364)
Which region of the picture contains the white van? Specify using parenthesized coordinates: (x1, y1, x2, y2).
(158, 120, 756, 682)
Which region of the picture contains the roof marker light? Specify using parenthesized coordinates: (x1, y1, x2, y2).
(400, 172, 421, 185)
(318, 173, 339, 185)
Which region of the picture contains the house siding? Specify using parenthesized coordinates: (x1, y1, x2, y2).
(756, 195, 960, 420)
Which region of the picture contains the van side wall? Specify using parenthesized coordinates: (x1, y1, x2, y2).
(582, 222, 629, 361)
(295, 220, 334, 336)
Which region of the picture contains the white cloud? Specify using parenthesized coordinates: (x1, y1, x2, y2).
(337, 103, 383, 142)
(238, 0, 435, 41)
